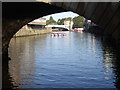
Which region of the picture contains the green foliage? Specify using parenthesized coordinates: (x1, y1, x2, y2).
(46, 15, 84, 28)
(57, 18, 66, 25)
(57, 16, 84, 28)
(46, 16, 57, 25)
(73, 16, 84, 28)
(65, 17, 72, 21)
(57, 17, 72, 25)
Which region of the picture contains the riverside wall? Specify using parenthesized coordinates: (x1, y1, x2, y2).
(14, 25, 52, 37)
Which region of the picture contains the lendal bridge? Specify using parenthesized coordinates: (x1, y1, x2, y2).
(2, 1, 120, 60)
(46, 25, 69, 30)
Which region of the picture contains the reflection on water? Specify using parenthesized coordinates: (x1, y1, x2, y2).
(7, 32, 120, 88)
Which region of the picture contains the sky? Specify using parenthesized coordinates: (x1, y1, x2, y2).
(42, 11, 79, 21)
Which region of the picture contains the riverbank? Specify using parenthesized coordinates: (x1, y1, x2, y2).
(14, 25, 52, 37)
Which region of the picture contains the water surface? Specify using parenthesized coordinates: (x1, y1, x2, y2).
(8, 31, 120, 88)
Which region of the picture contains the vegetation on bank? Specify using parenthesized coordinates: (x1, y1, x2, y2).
(73, 16, 84, 28)
(46, 16, 57, 25)
(46, 16, 84, 28)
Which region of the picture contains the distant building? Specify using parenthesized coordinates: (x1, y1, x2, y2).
(64, 20, 73, 30)
(29, 18, 46, 25)
(28, 18, 47, 29)
(84, 19, 98, 30)
(14, 18, 52, 37)
(84, 19, 92, 31)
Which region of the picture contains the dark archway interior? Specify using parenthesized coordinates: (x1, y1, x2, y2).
(2, 2, 67, 59)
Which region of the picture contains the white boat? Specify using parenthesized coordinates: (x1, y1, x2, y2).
(74, 28, 84, 32)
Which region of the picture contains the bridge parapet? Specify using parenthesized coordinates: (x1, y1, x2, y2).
(46, 25, 69, 29)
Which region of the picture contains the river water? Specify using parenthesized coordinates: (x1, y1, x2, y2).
(8, 31, 120, 89)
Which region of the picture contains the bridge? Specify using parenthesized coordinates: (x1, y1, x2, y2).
(45, 25, 69, 30)
(2, 1, 120, 60)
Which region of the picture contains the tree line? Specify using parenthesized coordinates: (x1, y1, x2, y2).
(46, 16, 84, 28)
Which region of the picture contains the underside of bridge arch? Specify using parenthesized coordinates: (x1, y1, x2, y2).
(2, 2, 120, 60)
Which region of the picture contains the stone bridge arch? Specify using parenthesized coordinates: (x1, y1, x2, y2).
(2, 2, 120, 59)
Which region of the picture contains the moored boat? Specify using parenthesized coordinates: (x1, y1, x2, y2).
(74, 28, 84, 32)
(51, 32, 66, 36)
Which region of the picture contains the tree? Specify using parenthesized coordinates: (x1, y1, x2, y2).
(57, 17, 72, 25)
(65, 17, 72, 21)
(57, 18, 66, 25)
(46, 16, 57, 25)
(73, 16, 84, 28)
